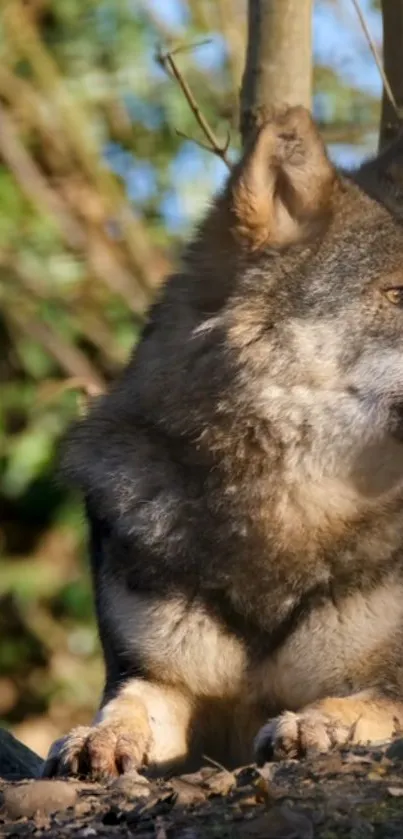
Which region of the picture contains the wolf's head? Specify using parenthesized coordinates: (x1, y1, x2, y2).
(64, 107, 403, 561)
(174, 108, 403, 511)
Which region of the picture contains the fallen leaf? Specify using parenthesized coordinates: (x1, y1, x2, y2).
(204, 770, 236, 797)
(341, 753, 373, 765)
(387, 787, 403, 797)
(170, 778, 206, 806)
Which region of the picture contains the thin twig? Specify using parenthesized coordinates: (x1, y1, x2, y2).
(202, 753, 231, 773)
(157, 46, 232, 169)
(167, 39, 213, 58)
(175, 129, 222, 155)
(37, 377, 105, 402)
(351, 0, 399, 116)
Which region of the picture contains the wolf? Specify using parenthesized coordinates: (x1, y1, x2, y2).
(44, 107, 403, 778)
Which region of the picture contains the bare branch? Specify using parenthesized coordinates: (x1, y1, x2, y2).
(351, 0, 398, 117)
(37, 377, 105, 402)
(175, 129, 224, 156)
(167, 39, 214, 58)
(157, 46, 232, 169)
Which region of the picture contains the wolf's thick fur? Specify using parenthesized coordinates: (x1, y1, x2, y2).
(44, 108, 403, 778)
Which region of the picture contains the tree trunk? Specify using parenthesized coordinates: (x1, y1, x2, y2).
(379, 0, 403, 150)
(240, 0, 313, 145)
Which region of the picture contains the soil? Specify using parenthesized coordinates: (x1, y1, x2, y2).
(2, 741, 403, 838)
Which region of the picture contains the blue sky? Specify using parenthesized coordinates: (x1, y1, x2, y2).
(146, 0, 382, 99)
(314, 0, 381, 96)
(132, 0, 383, 232)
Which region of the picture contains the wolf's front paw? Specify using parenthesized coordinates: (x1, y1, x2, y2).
(43, 717, 152, 779)
(254, 708, 352, 764)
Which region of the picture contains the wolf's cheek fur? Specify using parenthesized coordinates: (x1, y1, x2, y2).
(347, 347, 403, 444)
(347, 347, 403, 404)
(251, 375, 403, 505)
(248, 316, 403, 500)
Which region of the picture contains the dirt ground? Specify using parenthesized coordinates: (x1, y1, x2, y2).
(2, 740, 403, 838)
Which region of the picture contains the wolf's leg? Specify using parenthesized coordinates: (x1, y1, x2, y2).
(254, 692, 403, 763)
(42, 679, 193, 778)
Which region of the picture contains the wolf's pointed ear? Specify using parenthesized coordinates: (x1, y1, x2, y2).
(226, 106, 336, 250)
(354, 134, 403, 218)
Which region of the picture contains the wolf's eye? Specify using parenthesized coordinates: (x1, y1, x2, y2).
(384, 287, 403, 306)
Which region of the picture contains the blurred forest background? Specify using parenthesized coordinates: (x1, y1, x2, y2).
(0, 0, 385, 757)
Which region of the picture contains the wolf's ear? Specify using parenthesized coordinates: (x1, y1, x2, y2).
(354, 134, 403, 218)
(226, 106, 336, 250)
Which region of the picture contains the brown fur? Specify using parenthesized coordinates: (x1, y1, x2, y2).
(43, 109, 403, 777)
(230, 106, 335, 248)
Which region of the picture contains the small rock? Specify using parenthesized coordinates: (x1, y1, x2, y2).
(387, 786, 403, 797)
(204, 769, 235, 796)
(2, 779, 77, 819)
(170, 777, 206, 806)
(110, 771, 151, 799)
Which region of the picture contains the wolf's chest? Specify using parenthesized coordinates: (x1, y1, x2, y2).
(250, 580, 403, 712)
(107, 573, 403, 714)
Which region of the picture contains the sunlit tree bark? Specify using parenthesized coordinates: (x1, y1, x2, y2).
(240, 0, 313, 145)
